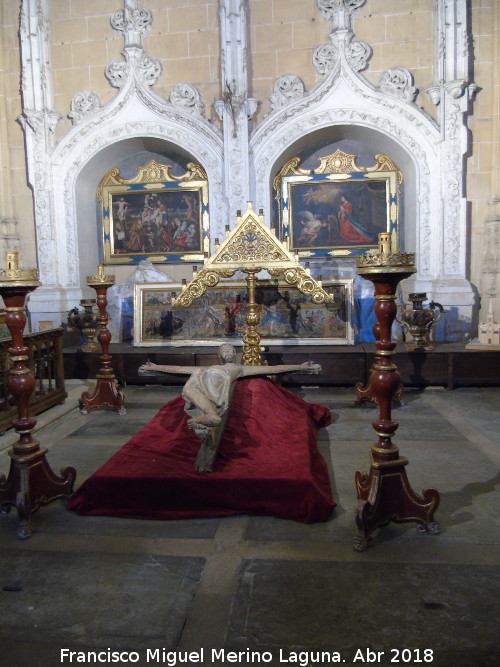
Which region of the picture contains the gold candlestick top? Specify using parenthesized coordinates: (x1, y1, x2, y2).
(86, 263, 115, 286)
(378, 232, 392, 255)
(0, 251, 40, 286)
(7, 251, 18, 271)
(356, 233, 415, 272)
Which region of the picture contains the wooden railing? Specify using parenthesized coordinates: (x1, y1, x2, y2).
(0, 328, 67, 435)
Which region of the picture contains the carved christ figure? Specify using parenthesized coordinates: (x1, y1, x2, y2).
(139, 342, 321, 430)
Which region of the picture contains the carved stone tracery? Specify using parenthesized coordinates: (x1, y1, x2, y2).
(313, 0, 371, 77)
(170, 82, 205, 116)
(379, 68, 418, 103)
(110, 5, 153, 47)
(17, 0, 477, 334)
(269, 75, 306, 111)
(68, 90, 103, 124)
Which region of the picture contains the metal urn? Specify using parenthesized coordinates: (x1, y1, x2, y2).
(398, 292, 444, 351)
(68, 299, 99, 351)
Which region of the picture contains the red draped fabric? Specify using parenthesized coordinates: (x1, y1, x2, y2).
(68, 377, 335, 523)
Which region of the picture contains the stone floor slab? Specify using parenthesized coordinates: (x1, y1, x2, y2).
(0, 550, 205, 651)
(226, 559, 500, 664)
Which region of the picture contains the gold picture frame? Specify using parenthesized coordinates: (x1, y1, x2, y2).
(274, 149, 402, 257)
(98, 160, 209, 264)
(133, 278, 354, 347)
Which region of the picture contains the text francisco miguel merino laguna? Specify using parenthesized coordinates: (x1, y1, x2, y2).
(61, 647, 434, 664)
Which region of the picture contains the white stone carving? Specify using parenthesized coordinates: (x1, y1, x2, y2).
(313, 37, 371, 77)
(253, 0, 475, 331)
(252, 71, 436, 274)
(251, 0, 475, 325)
(317, 0, 366, 29)
(480, 199, 500, 302)
(379, 68, 418, 103)
(106, 3, 160, 90)
(345, 36, 372, 73)
(18, 1, 62, 291)
(345, 0, 365, 9)
(20, 0, 227, 328)
(430, 0, 476, 286)
(170, 82, 205, 117)
(312, 43, 339, 77)
(215, 0, 256, 218)
(467, 83, 480, 102)
(246, 98, 259, 119)
(269, 75, 306, 110)
(426, 86, 441, 106)
(313, 0, 371, 79)
(105, 60, 130, 89)
(105, 54, 161, 89)
(136, 55, 162, 87)
(441, 87, 463, 275)
(58, 115, 224, 262)
(110, 4, 152, 48)
(68, 90, 103, 123)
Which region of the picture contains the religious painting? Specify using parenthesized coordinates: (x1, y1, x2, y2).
(275, 150, 402, 257)
(98, 160, 209, 264)
(133, 278, 354, 347)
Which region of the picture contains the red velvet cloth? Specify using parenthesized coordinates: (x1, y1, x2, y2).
(67, 378, 335, 523)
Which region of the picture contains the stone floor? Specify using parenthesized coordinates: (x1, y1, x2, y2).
(0, 381, 499, 667)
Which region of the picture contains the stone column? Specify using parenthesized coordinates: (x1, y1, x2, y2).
(18, 0, 60, 288)
(421, 0, 477, 331)
(17, 0, 82, 329)
(214, 0, 258, 224)
(478, 1, 500, 319)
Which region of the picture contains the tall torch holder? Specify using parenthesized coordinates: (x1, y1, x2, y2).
(353, 234, 440, 551)
(79, 264, 125, 415)
(0, 252, 76, 538)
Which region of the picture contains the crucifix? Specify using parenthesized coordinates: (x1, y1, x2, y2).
(140, 343, 321, 472)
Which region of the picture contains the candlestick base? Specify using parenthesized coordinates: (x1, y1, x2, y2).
(353, 457, 440, 552)
(0, 446, 76, 539)
(79, 377, 126, 415)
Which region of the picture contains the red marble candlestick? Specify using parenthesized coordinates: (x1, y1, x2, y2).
(0, 252, 76, 539)
(79, 264, 125, 414)
(353, 235, 440, 551)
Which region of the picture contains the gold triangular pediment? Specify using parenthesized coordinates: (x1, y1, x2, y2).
(174, 202, 333, 309)
(206, 202, 298, 271)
